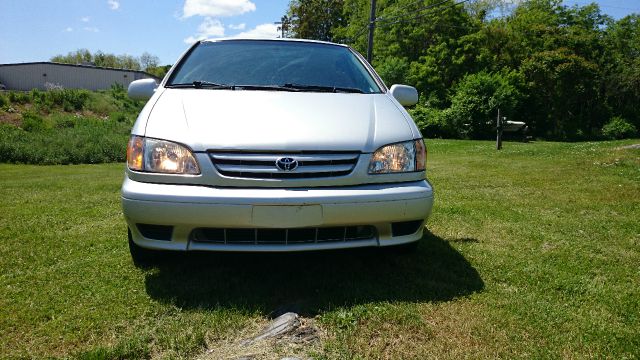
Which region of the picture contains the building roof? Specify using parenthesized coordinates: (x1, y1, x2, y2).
(0, 61, 160, 80)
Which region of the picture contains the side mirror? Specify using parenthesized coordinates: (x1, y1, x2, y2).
(128, 78, 158, 100)
(389, 84, 418, 106)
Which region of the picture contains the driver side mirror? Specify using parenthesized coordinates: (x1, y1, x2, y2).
(390, 84, 418, 107)
(128, 78, 158, 101)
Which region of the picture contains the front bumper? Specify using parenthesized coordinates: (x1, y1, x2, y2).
(121, 177, 434, 252)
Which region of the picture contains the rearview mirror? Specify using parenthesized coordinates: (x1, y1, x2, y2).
(389, 84, 418, 106)
(128, 79, 158, 100)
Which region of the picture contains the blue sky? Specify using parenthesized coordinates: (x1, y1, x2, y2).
(0, 0, 638, 66)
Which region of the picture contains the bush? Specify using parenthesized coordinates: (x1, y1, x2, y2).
(30, 88, 90, 112)
(444, 71, 524, 139)
(21, 111, 49, 132)
(0, 117, 130, 164)
(0, 93, 7, 109)
(602, 117, 638, 139)
(109, 111, 129, 123)
(7, 91, 30, 104)
(409, 105, 457, 138)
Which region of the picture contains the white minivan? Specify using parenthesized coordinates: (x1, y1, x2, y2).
(122, 38, 434, 262)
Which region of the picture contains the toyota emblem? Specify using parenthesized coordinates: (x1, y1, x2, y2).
(275, 157, 298, 171)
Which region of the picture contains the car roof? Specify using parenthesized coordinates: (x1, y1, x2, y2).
(200, 38, 350, 48)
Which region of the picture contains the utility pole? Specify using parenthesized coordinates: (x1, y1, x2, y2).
(275, 15, 289, 38)
(367, 0, 377, 63)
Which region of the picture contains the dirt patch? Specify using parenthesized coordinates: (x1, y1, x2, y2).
(198, 313, 321, 360)
(0, 109, 22, 126)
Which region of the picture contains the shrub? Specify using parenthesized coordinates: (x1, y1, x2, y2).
(444, 71, 524, 139)
(7, 91, 30, 104)
(0, 93, 7, 108)
(602, 117, 638, 139)
(21, 111, 49, 132)
(109, 111, 129, 123)
(410, 105, 457, 138)
(0, 116, 130, 164)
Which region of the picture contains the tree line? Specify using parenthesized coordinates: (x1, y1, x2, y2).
(50, 49, 170, 79)
(286, 0, 639, 140)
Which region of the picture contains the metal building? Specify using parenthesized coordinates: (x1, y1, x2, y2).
(0, 62, 160, 91)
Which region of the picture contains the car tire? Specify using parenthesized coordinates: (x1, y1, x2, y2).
(128, 228, 161, 266)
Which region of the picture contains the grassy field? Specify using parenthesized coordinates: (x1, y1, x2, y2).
(0, 139, 638, 359)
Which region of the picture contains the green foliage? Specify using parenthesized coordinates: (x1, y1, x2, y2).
(21, 111, 49, 132)
(602, 117, 638, 139)
(7, 91, 30, 104)
(287, 0, 346, 41)
(410, 105, 457, 138)
(27, 88, 91, 112)
(145, 64, 172, 79)
(287, 0, 640, 140)
(376, 56, 410, 86)
(0, 116, 130, 165)
(0, 93, 7, 109)
(50, 49, 170, 75)
(521, 49, 603, 140)
(446, 71, 524, 139)
(51, 49, 143, 70)
(0, 87, 143, 165)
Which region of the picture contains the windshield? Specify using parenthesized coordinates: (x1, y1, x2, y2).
(167, 40, 382, 94)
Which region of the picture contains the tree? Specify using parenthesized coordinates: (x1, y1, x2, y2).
(50, 49, 160, 71)
(282, 0, 639, 140)
(287, 0, 346, 41)
(139, 52, 160, 71)
(521, 49, 602, 139)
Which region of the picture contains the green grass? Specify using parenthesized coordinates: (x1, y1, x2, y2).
(0, 140, 638, 359)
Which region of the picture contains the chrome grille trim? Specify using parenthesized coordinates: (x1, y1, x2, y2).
(209, 151, 359, 179)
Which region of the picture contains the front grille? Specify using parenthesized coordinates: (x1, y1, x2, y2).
(209, 151, 359, 179)
(191, 226, 376, 245)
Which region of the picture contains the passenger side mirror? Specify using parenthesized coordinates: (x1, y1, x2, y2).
(390, 84, 418, 107)
(128, 79, 158, 100)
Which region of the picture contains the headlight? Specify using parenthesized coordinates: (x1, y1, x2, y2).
(126, 136, 200, 174)
(368, 139, 426, 174)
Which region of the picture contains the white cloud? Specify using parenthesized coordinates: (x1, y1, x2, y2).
(81, 16, 90, 22)
(184, 17, 225, 43)
(232, 23, 279, 39)
(64, 27, 73, 32)
(228, 23, 246, 30)
(84, 26, 100, 32)
(107, 0, 120, 10)
(182, 0, 255, 18)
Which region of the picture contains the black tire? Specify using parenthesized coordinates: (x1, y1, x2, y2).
(128, 228, 161, 266)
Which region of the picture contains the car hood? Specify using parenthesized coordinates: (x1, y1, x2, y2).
(143, 89, 415, 153)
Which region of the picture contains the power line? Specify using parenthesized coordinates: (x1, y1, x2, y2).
(346, 0, 472, 44)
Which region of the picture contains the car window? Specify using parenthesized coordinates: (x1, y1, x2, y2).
(168, 40, 382, 94)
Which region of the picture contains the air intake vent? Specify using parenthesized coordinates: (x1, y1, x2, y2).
(391, 220, 424, 237)
(191, 226, 376, 245)
(209, 151, 359, 179)
(136, 224, 173, 241)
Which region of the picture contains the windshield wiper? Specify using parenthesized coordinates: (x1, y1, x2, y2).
(282, 83, 364, 93)
(234, 84, 300, 92)
(166, 81, 235, 90)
